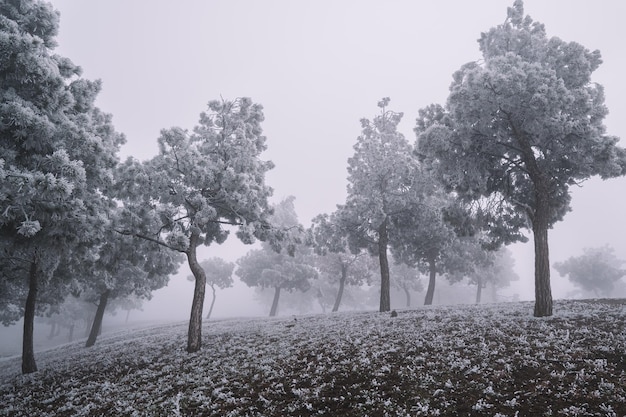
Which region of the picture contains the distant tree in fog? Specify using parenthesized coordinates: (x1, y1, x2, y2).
(0, 0, 124, 373)
(461, 247, 520, 304)
(554, 246, 626, 298)
(338, 98, 419, 313)
(39, 295, 94, 343)
(389, 260, 423, 308)
(416, 0, 626, 317)
(237, 248, 316, 317)
(390, 178, 458, 306)
(83, 211, 181, 347)
(308, 213, 375, 312)
(236, 198, 317, 316)
(187, 257, 234, 319)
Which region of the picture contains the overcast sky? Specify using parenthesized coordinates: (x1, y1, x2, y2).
(46, 0, 626, 319)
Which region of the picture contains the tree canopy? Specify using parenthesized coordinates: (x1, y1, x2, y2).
(554, 246, 626, 298)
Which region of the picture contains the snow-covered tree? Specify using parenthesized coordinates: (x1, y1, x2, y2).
(554, 246, 626, 298)
(390, 174, 458, 306)
(83, 212, 182, 347)
(308, 212, 374, 312)
(114, 97, 277, 353)
(459, 247, 520, 304)
(0, 0, 124, 373)
(416, 1, 626, 316)
(339, 98, 419, 312)
(187, 257, 234, 319)
(389, 260, 423, 308)
(236, 197, 317, 317)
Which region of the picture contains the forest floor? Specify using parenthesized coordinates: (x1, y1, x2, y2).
(1, 299, 625, 416)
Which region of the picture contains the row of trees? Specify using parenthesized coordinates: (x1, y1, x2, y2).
(304, 1, 626, 319)
(40, 237, 625, 335)
(234, 195, 520, 317)
(2, 0, 625, 375)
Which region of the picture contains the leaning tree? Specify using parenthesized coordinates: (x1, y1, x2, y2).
(114, 98, 279, 353)
(83, 210, 182, 348)
(416, 0, 626, 316)
(187, 257, 234, 320)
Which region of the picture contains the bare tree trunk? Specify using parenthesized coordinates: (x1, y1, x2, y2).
(424, 256, 437, 306)
(403, 285, 411, 308)
(332, 264, 348, 312)
(490, 282, 498, 303)
(206, 284, 216, 319)
(48, 322, 56, 340)
(22, 259, 39, 374)
(269, 286, 281, 317)
(533, 208, 553, 317)
(125, 309, 131, 324)
(84, 314, 94, 338)
(86, 290, 110, 347)
(378, 219, 391, 312)
(317, 288, 327, 314)
(186, 232, 206, 353)
(68, 323, 75, 343)
(475, 276, 483, 304)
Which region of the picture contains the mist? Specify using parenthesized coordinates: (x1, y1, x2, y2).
(2, 0, 625, 357)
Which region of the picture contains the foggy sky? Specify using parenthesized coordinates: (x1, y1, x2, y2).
(46, 0, 626, 319)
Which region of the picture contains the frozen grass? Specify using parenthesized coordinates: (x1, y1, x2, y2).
(1, 300, 625, 416)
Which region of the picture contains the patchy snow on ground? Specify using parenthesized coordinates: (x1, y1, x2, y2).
(1, 300, 625, 416)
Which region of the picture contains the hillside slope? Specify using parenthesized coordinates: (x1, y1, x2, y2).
(1, 300, 625, 416)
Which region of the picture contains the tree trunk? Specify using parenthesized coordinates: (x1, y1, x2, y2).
(84, 314, 94, 337)
(490, 282, 498, 303)
(206, 284, 216, 319)
(125, 309, 131, 324)
(22, 259, 39, 374)
(533, 202, 553, 317)
(424, 255, 437, 306)
(68, 323, 75, 343)
(378, 219, 391, 312)
(86, 290, 110, 348)
(317, 288, 327, 314)
(332, 263, 348, 312)
(475, 276, 483, 304)
(186, 232, 206, 353)
(48, 322, 56, 340)
(269, 286, 281, 317)
(403, 285, 411, 308)
(516, 130, 553, 317)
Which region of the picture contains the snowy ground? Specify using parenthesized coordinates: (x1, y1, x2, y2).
(1, 300, 625, 416)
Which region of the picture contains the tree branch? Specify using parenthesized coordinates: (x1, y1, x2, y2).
(114, 229, 186, 253)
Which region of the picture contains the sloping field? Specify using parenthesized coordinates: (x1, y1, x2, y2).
(1, 300, 625, 416)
